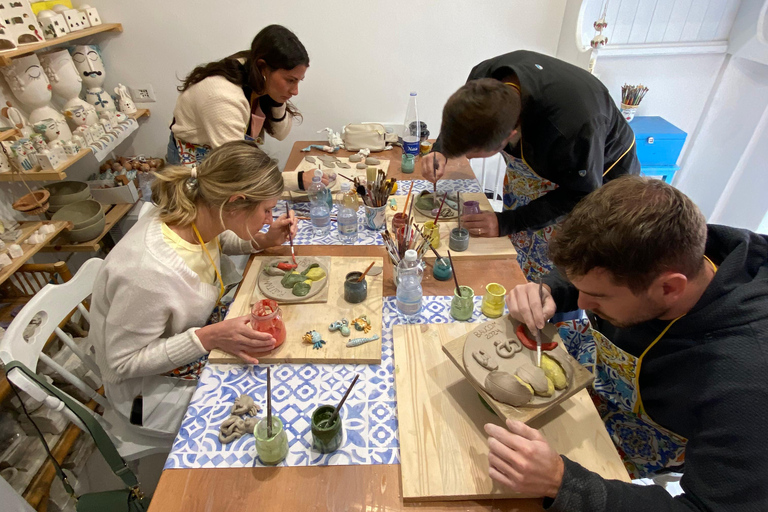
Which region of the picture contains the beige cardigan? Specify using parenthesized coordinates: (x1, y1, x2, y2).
(171, 75, 301, 190)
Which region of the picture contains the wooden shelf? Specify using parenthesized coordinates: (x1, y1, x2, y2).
(0, 221, 72, 286)
(41, 203, 134, 253)
(0, 148, 92, 182)
(129, 108, 151, 120)
(0, 129, 19, 141)
(0, 23, 123, 66)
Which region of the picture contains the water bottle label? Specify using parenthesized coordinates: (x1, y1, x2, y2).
(403, 140, 420, 156)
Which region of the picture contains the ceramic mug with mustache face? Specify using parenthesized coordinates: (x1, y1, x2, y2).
(70, 44, 106, 89)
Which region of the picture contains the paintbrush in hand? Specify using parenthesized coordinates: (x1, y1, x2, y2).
(286, 203, 296, 265)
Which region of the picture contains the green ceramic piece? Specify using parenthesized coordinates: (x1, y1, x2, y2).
(292, 281, 311, 296)
(281, 271, 305, 288)
(300, 263, 320, 276)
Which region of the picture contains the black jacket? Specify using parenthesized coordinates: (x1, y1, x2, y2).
(543, 225, 768, 512)
(436, 51, 640, 234)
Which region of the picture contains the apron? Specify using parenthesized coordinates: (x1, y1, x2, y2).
(500, 149, 560, 281)
(163, 226, 240, 380)
(556, 256, 718, 478)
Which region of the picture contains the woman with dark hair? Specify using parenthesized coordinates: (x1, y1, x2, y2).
(168, 25, 328, 191)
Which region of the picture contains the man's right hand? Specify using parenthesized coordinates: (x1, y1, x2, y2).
(420, 152, 446, 183)
(506, 282, 556, 332)
(197, 315, 276, 365)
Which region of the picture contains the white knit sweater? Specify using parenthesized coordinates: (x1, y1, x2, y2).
(90, 211, 257, 432)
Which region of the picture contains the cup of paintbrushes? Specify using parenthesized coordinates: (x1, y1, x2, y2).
(364, 205, 387, 231)
(422, 220, 441, 249)
(620, 103, 639, 122)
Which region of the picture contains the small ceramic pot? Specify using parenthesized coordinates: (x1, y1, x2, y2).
(481, 283, 506, 318)
(254, 416, 288, 465)
(449, 227, 470, 252)
(311, 405, 344, 453)
(392, 212, 407, 233)
(251, 299, 286, 348)
(463, 200, 480, 215)
(423, 220, 441, 249)
(432, 257, 453, 281)
(401, 153, 415, 174)
(620, 103, 639, 122)
(344, 271, 368, 303)
(451, 286, 474, 321)
(364, 205, 386, 231)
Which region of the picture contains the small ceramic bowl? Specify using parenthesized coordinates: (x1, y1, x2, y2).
(12, 190, 50, 213)
(45, 181, 90, 207)
(51, 199, 104, 229)
(66, 216, 105, 242)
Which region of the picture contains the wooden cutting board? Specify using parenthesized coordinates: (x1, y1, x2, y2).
(284, 156, 391, 201)
(209, 256, 383, 364)
(443, 317, 595, 425)
(386, 192, 516, 260)
(393, 322, 629, 502)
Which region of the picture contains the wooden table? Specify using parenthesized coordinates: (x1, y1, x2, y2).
(148, 142, 626, 512)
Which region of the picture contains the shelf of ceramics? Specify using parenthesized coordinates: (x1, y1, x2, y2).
(0, 221, 72, 285)
(41, 203, 134, 253)
(0, 24, 124, 67)
(0, 148, 90, 182)
(89, 119, 139, 163)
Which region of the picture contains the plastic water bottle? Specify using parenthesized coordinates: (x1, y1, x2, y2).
(396, 249, 423, 316)
(337, 182, 358, 244)
(308, 169, 331, 236)
(402, 92, 420, 156)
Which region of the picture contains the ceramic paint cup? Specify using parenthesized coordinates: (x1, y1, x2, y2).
(481, 283, 506, 318)
(311, 405, 344, 453)
(251, 299, 286, 348)
(423, 220, 441, 249)
(449, 227, 469, 252)
(401, 153, 415, 174)
(451, 285, 474, 321)
(364, 205, 386, 231)
(344, 271, 368, 303)
(254, 416, 288, 465)
(392, 212, 407, 233)
(432, 257, 453, 281)
(463, 200, 480, 215)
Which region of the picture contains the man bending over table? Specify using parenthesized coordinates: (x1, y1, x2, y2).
(489, 175, 767, 511)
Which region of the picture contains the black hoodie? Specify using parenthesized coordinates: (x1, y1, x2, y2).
(543, 225, 768, 512)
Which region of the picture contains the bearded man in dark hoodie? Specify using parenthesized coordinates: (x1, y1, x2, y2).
(489, 175, 768, 512)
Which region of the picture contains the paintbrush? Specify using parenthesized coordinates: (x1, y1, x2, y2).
(322, 374, 359, 428)
(433, 151, 439, 196)
(402, 181, 415, 214)
(414, 225, 443, 260)
(358, 261, 376, 282)
(535, 277, 544, 367)
(286, 203, 296, 265)
(457, 191, 462, 233)
(447, 250, 461, 298)
(433, 193, 448, 225)
(266, 367, 273, 438)
(337, 172, 354, 182)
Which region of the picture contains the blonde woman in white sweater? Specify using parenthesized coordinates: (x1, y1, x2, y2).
(168, 24, 330, 191)
(91, 140, 297, 435)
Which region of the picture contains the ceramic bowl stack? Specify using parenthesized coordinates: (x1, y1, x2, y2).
(44, 181, 92, 215)
(51, 199, 105, 242)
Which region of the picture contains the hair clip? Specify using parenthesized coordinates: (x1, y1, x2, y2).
(185, 165, 198, 191)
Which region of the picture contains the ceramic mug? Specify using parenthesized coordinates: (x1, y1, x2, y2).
(364, 205, 386, 230)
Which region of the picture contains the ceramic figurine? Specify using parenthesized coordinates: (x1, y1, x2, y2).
(78, 5, 102, 26)
(0, 0, 45, 50)
(1, 102, 34, 137)
(302, 331, 326, 350)
(0, 54, 72, 141)
(351, 315, 372, 333)
(37, 150, 61, 171)
(40, 50, 91, 113)
(62, 8, 87, 31)
(0, 150, 11, 173)
(64, 104, 99, 129)
(346, 335, 379, 348)
(329, 319, 351, 337)
(70, 45, 117, 113)
(36, 10, 69, 40)
(114, 83, 137, 114)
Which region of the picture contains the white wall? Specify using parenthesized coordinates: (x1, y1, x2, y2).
(594, 53, 726, 163)
(86, 0, 567, 167)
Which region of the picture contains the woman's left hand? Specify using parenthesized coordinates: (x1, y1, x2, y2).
(261, 209, 298, 247)
(462, 212, 500, 237)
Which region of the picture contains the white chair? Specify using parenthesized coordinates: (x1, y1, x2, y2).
(469, 154, 506, 212)
(0, 258, 173, 461)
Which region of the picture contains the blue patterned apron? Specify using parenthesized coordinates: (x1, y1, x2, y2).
(500, 150, 561, 281)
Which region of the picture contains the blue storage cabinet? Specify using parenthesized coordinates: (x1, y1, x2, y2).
(629, 116, 687, 183)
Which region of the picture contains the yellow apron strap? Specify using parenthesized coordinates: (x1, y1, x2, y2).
(603, 138, 635, 177)
(191, 223, 225, 301)
(634, 256, 718, 415)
